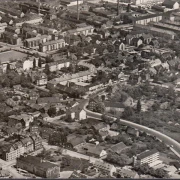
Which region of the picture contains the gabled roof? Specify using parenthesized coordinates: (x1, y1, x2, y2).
(68, 136, 85, 147)
(94, 160, 115, 172)
(108, 142, 127, 154)
(92, 122, 107, 131)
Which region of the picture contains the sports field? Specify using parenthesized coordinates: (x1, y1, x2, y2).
(0, 50, 28, 63)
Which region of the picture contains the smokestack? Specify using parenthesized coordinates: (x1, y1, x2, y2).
(38, 0, 41, 15)
(77, 0, 79, 20)
(117, 0, 120, 15)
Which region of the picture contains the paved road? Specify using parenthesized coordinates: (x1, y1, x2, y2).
(83, 98, 180, 155)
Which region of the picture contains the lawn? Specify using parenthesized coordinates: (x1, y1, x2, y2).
(0, 50, 28, 63)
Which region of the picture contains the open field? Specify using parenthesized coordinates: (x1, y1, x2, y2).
(0, 50, 28, 63)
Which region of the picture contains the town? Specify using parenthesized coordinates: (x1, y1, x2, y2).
(0, 0, 180, 178)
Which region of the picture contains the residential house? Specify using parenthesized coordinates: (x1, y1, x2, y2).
(92, 122, 109, 132)
(8, 114, 34, 129)
(29, 91, 39, 100)
(20, 137, 34, 153)
(16, 155, 60, 178)
(30, 125, 39, 134)
(132, 38, 143, 47)
(127, 127, 139, 137)
(84, 143, 107, 158)
(66, 105, 86, 121)
(34, 73, 48, 86)
(162, 0, 179, 9)
(30, 134, 43, 150)
(140, 34, 153, 44)
(108, 142, 128, 154)
(68, 136, 86, 150)
(1, 142, 25, 161)
(94, 160, 116, 177)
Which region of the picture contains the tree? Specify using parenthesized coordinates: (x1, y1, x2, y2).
(44, 64, 50, 75)
(122, 107, 134, 118)
(62, 93, 67, 100)
(38, 58, 42, 68)
(127, 4, 131, 12)
(137, 99, 141, 113)
(33, 59, 36, 68)
(48, 107, 57, 117)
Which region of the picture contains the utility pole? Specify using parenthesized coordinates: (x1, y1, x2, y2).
(77, 0, 79, 20)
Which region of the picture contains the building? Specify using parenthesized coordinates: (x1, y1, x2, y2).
(30, 134, 43, 150)
(133, 149, 160, 166)
(48, 60, 70, 72)
(68, 136, 86, 150)
(48, 71, 93, 87)
(0, 23, 7, 38)
(117, 169, 139, 178)
(84, 143, 107, 158)
(1, 142, 25, 161)
(39, 39, 65, 52)
(134, 24, 176, 40)
(8, 114, 34, 128)
(24, 35, 49, 49)
(131, 13, 163, 26)
(20, 137, 34, 154)
(60, 0, 83, 6)
(130, 0, 164, 5)
(66, 105, 87, 121)
(162, 0, 179, 9)
(67, 23, 94, 36)
(2, 32, 21, 45)
(108, 142, 128, 154)
(16, 155, 60, 178)
(94, 160, 116, 176)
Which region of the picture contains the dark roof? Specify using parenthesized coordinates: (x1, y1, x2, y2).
(162, 0, 179, 8)
(170, 162, 180, 169)
(130, 13, 163, 21)
(109, 142, 127, 154)
(17, 155, 58, 170)
(137, 149, 159, 160)
(68, 136, 85, 147)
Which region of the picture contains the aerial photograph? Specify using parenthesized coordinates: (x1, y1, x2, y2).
(0, 0, 180, 179)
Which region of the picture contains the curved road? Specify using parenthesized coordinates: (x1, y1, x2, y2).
(83, 100, 180, 154)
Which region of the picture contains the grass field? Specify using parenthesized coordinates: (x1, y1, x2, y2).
(0, 50, 28, 63)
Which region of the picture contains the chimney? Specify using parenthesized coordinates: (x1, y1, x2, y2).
(38, 0, 41, 15)
(117, 0, 120, 16)
(77, 0, 79, 20)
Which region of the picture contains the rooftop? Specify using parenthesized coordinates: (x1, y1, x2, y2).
(17, 155, 58, 170)
(137, 149, 159, 160)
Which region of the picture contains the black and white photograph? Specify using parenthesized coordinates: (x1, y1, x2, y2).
(0, 0, 179, 178)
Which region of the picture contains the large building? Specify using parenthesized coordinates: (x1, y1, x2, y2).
(128, 0, 164, 6)
(17, 155, 60, 178)
(133, 149, 160, 166)
(134, 24, 176, 39)
(39, 39, 65, 52)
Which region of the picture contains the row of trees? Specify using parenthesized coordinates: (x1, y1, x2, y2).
(133, 164, 169, 178)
